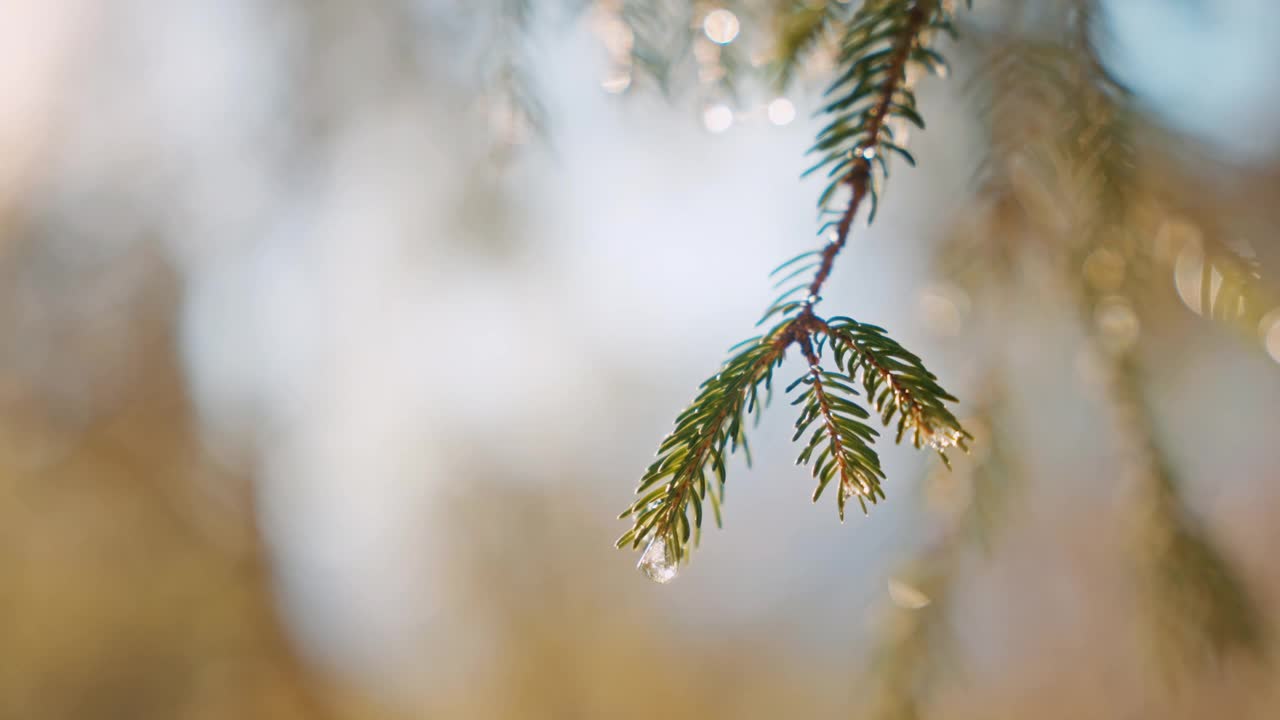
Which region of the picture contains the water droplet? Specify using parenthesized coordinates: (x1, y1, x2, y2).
(860, 145, 877, 160)
(804, 294, 820, 305)
(923, 427, 964, 452)
(838, 480, 863, 505)
(638, 536, 678, 584)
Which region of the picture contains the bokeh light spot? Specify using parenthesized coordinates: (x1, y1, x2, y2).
(1260, 309, 1280, 364)
(703, 104, 734, 134)
(888, 578, 931, 610)
(767, 98, 796, 126)
(702, 9, 740, 45)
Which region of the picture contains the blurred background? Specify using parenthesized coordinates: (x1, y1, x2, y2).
(2, 0, 1279, 718)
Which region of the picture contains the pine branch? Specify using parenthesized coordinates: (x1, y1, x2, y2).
(616, 318, 794, 581)
(792, 332, 886, 520)
(619, 0, 969, 582)
(823, 316, 969, 456)
(803, 0, 946, 277)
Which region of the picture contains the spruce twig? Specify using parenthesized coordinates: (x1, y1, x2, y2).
(619, 0, 970, 581)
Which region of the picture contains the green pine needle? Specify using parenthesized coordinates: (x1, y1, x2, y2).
(619, 0, 970, 577)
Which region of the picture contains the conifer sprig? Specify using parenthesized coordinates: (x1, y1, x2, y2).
(824, 316, 969, 455)
(805, 0, 963, 236)
(791, 332, 886, 520)
(616, 318, 795, 564)
(619, 1, 970, 582)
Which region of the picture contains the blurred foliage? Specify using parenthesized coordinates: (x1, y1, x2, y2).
(2, 1, 1280, 719)
(0, 240, 331, 718)
(950, 0, 1269, 673)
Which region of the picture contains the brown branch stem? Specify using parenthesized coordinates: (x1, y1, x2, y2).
(798, 328, 870, 515)
(801, 1, 928, 317)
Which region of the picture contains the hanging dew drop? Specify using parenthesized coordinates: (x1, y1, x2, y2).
(638, 536, 678, 584)
(923, 427, 963, 451)
(839, 483, 854, 503)
(839, 479, 870, 504)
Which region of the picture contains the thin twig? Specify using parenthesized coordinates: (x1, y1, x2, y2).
(802, 2, 928, 313)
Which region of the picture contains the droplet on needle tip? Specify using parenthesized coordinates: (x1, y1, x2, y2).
(638, 536, 678, 584)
